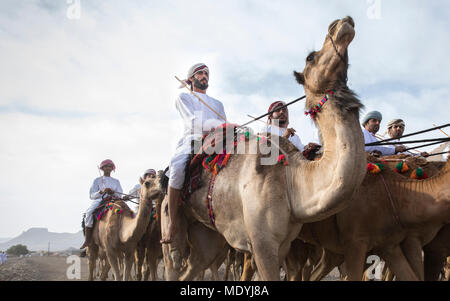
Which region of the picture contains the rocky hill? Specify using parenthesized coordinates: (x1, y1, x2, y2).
(0, 228, 83, 252)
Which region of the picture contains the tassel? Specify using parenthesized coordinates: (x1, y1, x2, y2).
(278, 154, 289, 166)
(411, 168, 428, 180)
(394, 161, 409, 173)
(367, 163, 383, 174)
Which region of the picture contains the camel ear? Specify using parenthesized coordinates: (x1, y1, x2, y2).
(139, 177, 144, 185)
(293, 71, 305, 85)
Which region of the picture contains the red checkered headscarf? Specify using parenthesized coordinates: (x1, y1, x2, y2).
(267, 101, 287, 123)
(99, 159, 116, 171)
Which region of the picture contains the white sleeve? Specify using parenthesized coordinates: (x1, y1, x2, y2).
(363, 130, 396, 155)
(290, 135, 304, 151)
(129, 184, 141, 198)
(175, 94, 196, 132)
(89, 178, 102, 200)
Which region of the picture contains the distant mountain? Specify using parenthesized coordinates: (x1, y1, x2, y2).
(0, 237, 12, 244)
(0, 228, 84, 252)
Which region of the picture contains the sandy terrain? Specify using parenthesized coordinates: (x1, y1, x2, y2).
(0, 255, 340, 281)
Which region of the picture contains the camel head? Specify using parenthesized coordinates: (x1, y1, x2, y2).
(294, 16, 355, 94)
(140, 175, 164, 204)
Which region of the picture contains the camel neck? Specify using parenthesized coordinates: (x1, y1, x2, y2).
(288, 90, 366, 222)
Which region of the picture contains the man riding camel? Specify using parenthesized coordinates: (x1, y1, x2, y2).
(386, 118, 429, 157)
(80, 159, 124, 249)
(264, 101, 320, 158)
(362, 111, 406, 156)
(161, 63, 227, 244)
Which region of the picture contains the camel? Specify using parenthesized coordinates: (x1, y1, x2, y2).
(135, 189, 163, 281)
(293, 157, 450, 281)
(87, 176, 163, 281)
(161, 16, 366, 281)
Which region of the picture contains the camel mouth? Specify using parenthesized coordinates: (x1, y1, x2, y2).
(330, 16, 355, 45)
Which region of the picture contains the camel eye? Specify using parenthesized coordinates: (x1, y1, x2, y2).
(306, 53, 315, 62)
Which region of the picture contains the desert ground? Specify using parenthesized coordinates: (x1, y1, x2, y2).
(0, 254, 340, 281)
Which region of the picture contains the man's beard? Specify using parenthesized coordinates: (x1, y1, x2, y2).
(193, 78, 208, 90)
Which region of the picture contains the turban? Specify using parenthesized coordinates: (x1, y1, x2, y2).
(179, 63, 209, 88)
(267, 101, 288, 120)
(387, 119, 405, 129)
(362, 111, 382, 126)
(99, 159, 116, 171)
(142, 169, 156, 179)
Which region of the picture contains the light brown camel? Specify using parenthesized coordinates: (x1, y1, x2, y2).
(161, 16, 366, 281)
(135, 185, 163, 281)
(87, 176, 163, 281)
(295, 157, 450, 281)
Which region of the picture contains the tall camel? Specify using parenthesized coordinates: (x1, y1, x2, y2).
(88, 176, 163, 281)
(295, 157, 450, 281)
(161, 16, 367, 281)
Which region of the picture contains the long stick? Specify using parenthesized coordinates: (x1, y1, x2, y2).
(175, 76, 227, 122)
(366, 137, 450, 146)
(433, 123, 450, 138)
(239, 95, 306, 128)
(371, 123, 450, 144)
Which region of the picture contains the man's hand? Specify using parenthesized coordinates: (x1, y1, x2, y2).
(420, 152, 430, 158)
(104, 188, 114, 195)
(122, 195, 130, 201)
(283, 128, 296, 138)
(395, 145, 406, 154)
(305, 143, 320, 150)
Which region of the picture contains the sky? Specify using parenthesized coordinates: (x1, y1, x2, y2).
(0, 0, 449, 238)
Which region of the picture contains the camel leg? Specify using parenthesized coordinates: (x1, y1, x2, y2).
(224, 250, 231, 281)
(100, 259, 111, 281)
(123, 250, 135, 281)
(381, 246, 419, 281)
(445, 257, 450, 281)
(106, 250, 122, 281)
(135, 245, 145, 281)
(161, 198, 188, 280)
(310, 250, 344, 281)
(250, 239, 280, 280)
(342, 243, 368, 281)
(240, 252, 255, 281)
(87, 246, 98, 281)
(179, 222, 227, 281)
(423, 246, 445, 281)
(401, 237, 424, 280)
(302, 258, 314, 281)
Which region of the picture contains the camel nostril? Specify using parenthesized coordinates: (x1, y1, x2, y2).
(145, 182, 150, 188)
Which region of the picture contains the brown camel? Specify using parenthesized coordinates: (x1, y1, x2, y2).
(88, 176, 163, 281)
(295, 157, 450, 281)
(161, 16, 367, 281)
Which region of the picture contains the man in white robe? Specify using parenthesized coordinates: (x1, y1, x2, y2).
(80, 159, 123, 249)
(161, 63, 227, 243)
(362, 111, 406, 156)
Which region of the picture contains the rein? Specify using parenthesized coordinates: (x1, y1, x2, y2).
(378, 174, 405, 229)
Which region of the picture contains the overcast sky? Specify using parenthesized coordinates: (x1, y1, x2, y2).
(0, 0, 449, 238)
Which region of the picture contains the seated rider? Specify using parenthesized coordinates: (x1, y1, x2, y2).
(160, 63, 226, 244)
(362, 111, 406, 156)
(80, 159, 123, 249)
(264, 101, 320, 156)
(386, 119, 429, 157)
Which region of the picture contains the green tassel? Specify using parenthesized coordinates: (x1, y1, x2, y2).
(245, 131, 250, 139)
(375, 163, 384, 171)
(416, 168, 424, 178)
